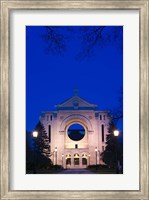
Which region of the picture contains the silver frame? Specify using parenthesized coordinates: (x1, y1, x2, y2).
(0, 0, 148, 199)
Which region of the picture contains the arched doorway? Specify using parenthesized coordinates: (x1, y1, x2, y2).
(74, 153, 79, 166)
(66, 154, 71, 168)
(82, 153, 87, 166)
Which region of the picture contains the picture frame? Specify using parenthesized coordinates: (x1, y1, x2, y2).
(0, 0, 148, 199)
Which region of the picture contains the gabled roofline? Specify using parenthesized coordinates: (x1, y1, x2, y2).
(55, 95, 97, 108)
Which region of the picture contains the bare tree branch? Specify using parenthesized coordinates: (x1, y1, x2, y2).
(76, 26, 123, 60)
(41, 26, 123, 59)
(42, 26, 66, 55)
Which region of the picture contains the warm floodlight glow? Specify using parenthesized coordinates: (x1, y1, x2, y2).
(88, 154, 90, 157)
(55, 147, 57, 152)
(113, 130, 119, 136)
(95, 147, 98, 152)
(33, 131, 38, 138)
(62, 154, 64, 157)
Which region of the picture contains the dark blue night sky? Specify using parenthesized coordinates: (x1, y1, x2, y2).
(26, 26, 123, 132)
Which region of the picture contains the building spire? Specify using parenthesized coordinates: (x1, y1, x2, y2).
(74, 88, 78, 96)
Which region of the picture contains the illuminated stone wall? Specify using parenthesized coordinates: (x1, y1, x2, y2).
(40, 95, 110, 168)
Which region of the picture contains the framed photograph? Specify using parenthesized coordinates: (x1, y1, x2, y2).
(0, 0, 148, 199)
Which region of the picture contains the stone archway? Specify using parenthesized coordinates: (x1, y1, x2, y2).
(59, 114, 93, 133)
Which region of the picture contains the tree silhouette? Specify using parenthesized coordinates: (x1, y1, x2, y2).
(26, 122, 52, 172)
(101, 86, 123, 170)
(34, 121, 51, 159)
(42, 26, 123, 59)
(109, 86, 123, 126)
(26, 131, 34, 170)
(42, 26, 67, 55)
(101, 120, 123, 170)
(76, 26, 122, 60)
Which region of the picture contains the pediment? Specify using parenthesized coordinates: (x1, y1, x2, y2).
(56, 95, 97, 111)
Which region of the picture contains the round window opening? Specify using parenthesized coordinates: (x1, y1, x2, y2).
(67, 123, 85, 141)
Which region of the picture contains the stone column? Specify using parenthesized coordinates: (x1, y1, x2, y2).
(79, 157, 82, 168)
(88, 156, 90, 166)
(71, 156, 74, 168)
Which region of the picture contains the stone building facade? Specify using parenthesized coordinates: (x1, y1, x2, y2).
(40, 95, 110, 169)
